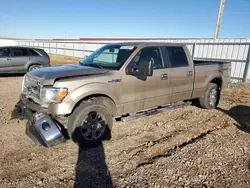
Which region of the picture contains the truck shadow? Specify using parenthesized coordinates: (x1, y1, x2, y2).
(217, 105, 250, 134)
(0, 73, 25, 77)
(72, 127, 113, 188)
(10, 101, 24, 120)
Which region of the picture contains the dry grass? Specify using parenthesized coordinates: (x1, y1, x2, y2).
(222, 87, 250, 104)
(224, 86, 250, 96)
(49, 54, 81, 66)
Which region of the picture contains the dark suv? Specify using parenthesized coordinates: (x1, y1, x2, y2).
(0, 46, 51, 73)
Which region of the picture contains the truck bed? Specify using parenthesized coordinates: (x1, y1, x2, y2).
(192, 59, 231, 95)
(193, 60, 231, 66)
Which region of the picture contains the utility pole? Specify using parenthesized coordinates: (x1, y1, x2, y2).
(215, 0, 225, 39)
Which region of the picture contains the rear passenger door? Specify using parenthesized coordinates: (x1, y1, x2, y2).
(0, 47, 11, 73)
(164, 46, 194, 103)
(10, 47, 31, 72)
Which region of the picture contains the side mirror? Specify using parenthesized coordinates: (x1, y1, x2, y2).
(126, 58, 153, 76)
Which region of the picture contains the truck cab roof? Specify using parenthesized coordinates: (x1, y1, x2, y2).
(106, 41, 187, 48)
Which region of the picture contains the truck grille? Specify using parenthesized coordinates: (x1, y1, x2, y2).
(22, 75, 42, 103)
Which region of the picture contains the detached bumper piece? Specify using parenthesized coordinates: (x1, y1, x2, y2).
(26, 113, 66, 147)
(19, 102, 66, 147)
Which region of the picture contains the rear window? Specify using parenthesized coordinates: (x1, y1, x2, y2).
(13, 48, 30, 56)
(29, 49, 40, 56)
(166, 47, 189, 67)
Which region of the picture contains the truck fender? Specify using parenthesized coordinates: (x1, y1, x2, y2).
(69, 83, 120, 113)
(204, 70, 223, 88)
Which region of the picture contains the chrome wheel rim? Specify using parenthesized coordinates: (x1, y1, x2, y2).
(32, 66, 40, 70)
(30, 66, 40, 71)
(80, 111, 107, 140)
(209, 88, 218, 107)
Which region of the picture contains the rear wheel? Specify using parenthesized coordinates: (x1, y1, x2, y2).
(67, 97, 113, 148)
(28, 65, 41, 72)
(198, 83, 220, 109)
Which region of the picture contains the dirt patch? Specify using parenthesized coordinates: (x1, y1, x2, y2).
(0, 76, 250, 187)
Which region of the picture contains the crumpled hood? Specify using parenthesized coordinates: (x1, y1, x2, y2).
(28, 64, 109, 85)
(29, 64, 108, 79)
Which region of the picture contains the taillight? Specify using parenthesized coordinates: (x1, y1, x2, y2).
(48, 56, 50, 63)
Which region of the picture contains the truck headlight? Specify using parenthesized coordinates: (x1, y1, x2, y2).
(40, 87, 68, 104)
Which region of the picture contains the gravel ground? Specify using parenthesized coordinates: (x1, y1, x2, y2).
(0, 76, 250, 188)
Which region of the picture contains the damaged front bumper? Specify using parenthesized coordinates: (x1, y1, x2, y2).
(19, 101, 66, 147)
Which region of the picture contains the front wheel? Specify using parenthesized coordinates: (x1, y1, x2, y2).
(67, 98, 113, 148)
(198, 83, 220, 109)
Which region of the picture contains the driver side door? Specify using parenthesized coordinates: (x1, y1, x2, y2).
(121, 46, 171, 114)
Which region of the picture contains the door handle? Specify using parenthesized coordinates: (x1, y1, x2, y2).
(187, 71, 193, 76)
(161, 73, 168, 80)
(7, 58, 11, 61)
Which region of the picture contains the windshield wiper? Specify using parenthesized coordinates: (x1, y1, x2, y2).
(83, 63, 103, 69)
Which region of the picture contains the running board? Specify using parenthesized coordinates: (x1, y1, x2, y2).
(120, 102, 191, 122)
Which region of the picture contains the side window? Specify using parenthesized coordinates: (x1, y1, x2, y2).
(0, 48, 10, 57)
(13, 48, 30, 57)
(166, 47, 189, 67)
(29, 49, 40, 56)
(131, 47, 164, 69)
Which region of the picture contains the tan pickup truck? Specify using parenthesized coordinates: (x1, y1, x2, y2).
(18, 42, 231, 147)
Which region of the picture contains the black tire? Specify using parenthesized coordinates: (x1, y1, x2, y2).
(198, 83, 220, 109)
(67, 97, 113, 148)
(28, 65, 41, 72)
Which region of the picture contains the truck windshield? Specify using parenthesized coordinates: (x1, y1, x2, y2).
(80, 44, 136, 70)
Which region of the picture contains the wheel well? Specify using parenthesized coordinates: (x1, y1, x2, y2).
(210, 77, 222, 89)
(73, 94, 117, 116)
(27, 64, 41, 71)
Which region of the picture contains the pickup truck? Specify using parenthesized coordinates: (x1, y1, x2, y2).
(18, 42, 231, 148)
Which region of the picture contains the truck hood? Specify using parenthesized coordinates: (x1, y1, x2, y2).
(28, 64, 109, 85)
